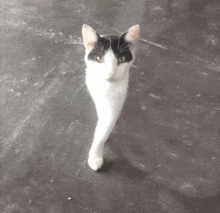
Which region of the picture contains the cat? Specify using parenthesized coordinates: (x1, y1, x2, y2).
(82, 24, 140, 170)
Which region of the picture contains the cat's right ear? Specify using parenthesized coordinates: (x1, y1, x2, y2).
(123, 25, 140, 50)
(124, 25, 140, 43)
(82, 24, 99, 52)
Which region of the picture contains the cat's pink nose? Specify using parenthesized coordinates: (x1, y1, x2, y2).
(104, 72, 116, 81)
(104, 74, 116, 81)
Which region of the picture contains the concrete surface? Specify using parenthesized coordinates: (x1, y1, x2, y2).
(1, 0, 220, 212)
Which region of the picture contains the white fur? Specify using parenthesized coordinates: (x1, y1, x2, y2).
(82, 24, 139, 170)
(85, 49, 134, 170)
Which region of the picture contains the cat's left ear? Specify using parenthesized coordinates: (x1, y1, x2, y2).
(82, 24, 99, 52)
(124, 25, 140, 47)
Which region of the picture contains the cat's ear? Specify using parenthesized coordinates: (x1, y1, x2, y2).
(82, 24, 99, 51)
(124, 25, 140, 46)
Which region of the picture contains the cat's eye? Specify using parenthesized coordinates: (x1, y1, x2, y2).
(118, 56, 126, 63)
(96, 56, 104, 63)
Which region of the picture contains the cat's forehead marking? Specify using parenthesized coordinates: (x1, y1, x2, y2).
(100, 35, 120, 52)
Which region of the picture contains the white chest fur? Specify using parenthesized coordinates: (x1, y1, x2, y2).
(86, 67, 129, 118)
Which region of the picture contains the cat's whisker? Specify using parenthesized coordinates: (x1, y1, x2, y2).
(120, 47, 129, 52)
(119, 47, 128, 52)
(110, 36, 112, 49)
(117, 37, 120, 50)
(120, 49, 130, 54)
(118, 42, 126, 50)
(72, 83, 86, 100)
(74, 64, 86, 68)
(119, 43, 128, 51)
(119, 44, 130, 52)
(71, 75, 85, 80)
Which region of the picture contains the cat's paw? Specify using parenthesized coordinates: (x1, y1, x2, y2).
(88, 156, 104, 171)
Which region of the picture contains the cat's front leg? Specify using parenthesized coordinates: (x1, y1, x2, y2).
(88, 116, 117, 171)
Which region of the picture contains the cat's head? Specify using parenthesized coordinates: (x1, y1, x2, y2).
(82, 24, 139, 81)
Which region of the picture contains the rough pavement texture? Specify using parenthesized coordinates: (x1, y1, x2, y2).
(1, 0, 220, 212)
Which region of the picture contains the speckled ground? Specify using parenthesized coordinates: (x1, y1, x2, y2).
(1, 0, 220, 212)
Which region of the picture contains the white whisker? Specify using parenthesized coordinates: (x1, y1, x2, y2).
(109, 36, 112, 50)
(117, 37, 120, 50)
(119, 45, 129, 52)
(119, 43, 128, 51)
(120, 49, 130, 54)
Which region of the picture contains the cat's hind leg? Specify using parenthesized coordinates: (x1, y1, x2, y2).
(88, 116, 117, 171)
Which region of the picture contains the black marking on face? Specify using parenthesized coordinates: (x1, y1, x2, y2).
(87, 33, 133, 64)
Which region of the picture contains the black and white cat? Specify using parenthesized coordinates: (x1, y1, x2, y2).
(82, 24, 140, 170)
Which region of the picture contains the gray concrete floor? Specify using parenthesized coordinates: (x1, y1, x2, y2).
(1, 0, 220, 212)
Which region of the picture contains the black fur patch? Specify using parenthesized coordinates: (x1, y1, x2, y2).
(87, 33, 133, 64)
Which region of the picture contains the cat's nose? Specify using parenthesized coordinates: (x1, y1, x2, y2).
(104, 72, 116, 81)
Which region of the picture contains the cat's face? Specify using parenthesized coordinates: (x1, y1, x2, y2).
(82, 24, 139, 81)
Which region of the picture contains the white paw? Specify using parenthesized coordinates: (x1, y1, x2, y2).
(88, 156, 104, 171)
